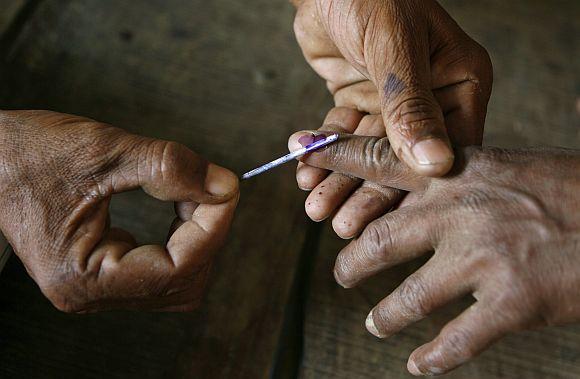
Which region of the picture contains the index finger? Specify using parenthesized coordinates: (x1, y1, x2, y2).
(289, 132, 429, 192)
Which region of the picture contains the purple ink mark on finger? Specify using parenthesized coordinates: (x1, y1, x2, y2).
(298, 133, 315, 147)
(299, 133, 327, 147)
(384, 73, 406, 99)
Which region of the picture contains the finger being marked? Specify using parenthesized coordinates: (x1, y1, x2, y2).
(303, 112, 389, 221)
(289, 132, 429, 192)
(295, 107, 364, 190)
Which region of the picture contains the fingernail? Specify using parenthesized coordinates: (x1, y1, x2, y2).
(407, 359, 422, 376)
(411, 139, 453, 166)
(298, 133, 326, 147)
(288, 131, 329, 152)
(205, 163, 239, 197)
(365, 310, 382, 338)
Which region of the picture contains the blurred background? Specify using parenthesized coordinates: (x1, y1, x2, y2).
(0, 0, 578, 378)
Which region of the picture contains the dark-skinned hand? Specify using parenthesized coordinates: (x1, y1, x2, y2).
(290, 0, 493, 236)
(0, 110, 239, 313)
(288, 130, 580, 376)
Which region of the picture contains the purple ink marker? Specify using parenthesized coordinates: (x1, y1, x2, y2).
(242, 133, 339, 180)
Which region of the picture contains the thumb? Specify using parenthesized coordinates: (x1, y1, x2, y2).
(378, 71, 454, 177)
(369, 25, 454, 177)
(319, 1, 454, 176)
(288, 131, 428, 192)
(107, 134, 239, 203)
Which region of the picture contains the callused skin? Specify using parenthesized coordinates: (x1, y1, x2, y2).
(0, 110, 239, 313)
(291, 0, 493, 239)
(288, 131, 580, 376)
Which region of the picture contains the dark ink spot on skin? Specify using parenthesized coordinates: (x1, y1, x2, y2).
(384, 73, 406, 99)
(318, 192, 323, 195)
(119, 30, 133, 42)
(298, 133, 327, 147)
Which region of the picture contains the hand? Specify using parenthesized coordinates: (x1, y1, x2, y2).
(291, 107, 404, 239)
(288, 131, 580, 375)
(293, 0, 493, 176)
(0, 110, 239, 313)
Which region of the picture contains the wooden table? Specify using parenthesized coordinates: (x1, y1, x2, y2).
(0, 1, 578, 378)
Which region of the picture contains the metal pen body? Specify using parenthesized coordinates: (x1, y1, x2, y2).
(241, 133, 339, 180)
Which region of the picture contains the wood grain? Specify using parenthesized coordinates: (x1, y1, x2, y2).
(300, 1, 580, 378)
(0, 0, 331, 377)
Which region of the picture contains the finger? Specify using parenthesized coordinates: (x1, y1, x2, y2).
(407, 302, 515, 376)
(79, 194, 238, 311)
(295, 107, 364, 190)
(289, 132, 429, 192)
(334, 80, 381, 114)
(434, 81, 487, 146)
(304, 173, 360, 222)
(168, 201, 200, 240)
(316, 1, 455, 176)
(108, 135, 239, 204)
(376, 52, 454, 177)
(366, 254, 474, 339)
(175, 201, 200, 221)
(332, 182, 404, 239)
(303, 113, 387, 221)
(334, 205, 440, 288)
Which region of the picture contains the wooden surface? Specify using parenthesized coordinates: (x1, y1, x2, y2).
(0, 0, 579, 378)
(300, 1, 580, 378)
(0, 0, 330, 378)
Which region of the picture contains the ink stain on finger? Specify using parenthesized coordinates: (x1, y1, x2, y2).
(298, 133, 327, 147)
(384, 73, 406, 99)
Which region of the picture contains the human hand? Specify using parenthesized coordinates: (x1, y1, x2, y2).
(0, 110, 239, 312)
(292, 0, 493, 176)
(291, 107, 404, 239)
(289, 131, 580, 375)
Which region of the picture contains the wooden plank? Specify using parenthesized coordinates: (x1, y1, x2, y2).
(0, 0, 26, 37)
(0, 0, 331, 377)
(301, 1, 580, 378)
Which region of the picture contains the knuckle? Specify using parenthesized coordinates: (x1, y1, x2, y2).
(142, 140, 193, 184)
(390, 95, 443, 140)
(361, 219, 388, 261)
(397, 276, 431, 317)
(439, 328, 476, 364)
(365, 137, 396, 182)
(333, 249, 358, 287)
(43, 284, 84, 313)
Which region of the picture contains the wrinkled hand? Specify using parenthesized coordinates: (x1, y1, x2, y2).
(291, 0, 492, 237)
(293, 0, 493, 175)
(289, 131, 580, 375)
(0, 110, 239, 313)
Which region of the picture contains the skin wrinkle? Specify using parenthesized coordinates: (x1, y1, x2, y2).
(293, 118, 580, 375)
(383, 73, 407, 100)
(295, 0, 492, 184)
(0, 110, 238, 312)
